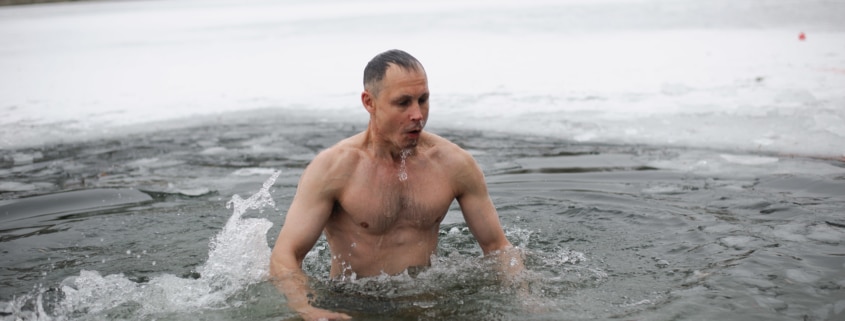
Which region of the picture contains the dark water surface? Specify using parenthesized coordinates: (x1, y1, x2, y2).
(1, 111, 844, 320)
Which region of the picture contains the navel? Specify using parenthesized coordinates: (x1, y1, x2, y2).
(360, 222, 369, 229)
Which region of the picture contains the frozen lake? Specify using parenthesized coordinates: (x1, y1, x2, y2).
(1, 0, 843, 157)
(1, 0, 845, 320)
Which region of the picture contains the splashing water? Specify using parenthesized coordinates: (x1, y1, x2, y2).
(2, 167, 609, 320)
(3, 171, 282, 320)
(293, 222, 601, 318)
(398, 149, 412, 182)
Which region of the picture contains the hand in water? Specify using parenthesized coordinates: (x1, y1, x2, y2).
(517, 288, 553, 315)
(299, 306, 351, 321)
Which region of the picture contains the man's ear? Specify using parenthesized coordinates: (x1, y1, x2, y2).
(362, 90, 375, 114)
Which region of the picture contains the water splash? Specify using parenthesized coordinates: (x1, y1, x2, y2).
(296, 223, 600, 318)
(3, 171, 282, 320)
(398, 149, 412, 182)
(204, 170, 281, 285)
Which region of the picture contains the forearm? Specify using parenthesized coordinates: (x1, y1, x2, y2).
(270, 258, 352, 321)
(270, 264, 315, 312)
(489, 245, 526, 286)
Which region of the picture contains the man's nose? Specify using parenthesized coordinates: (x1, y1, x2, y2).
(409, 103, 423, 121)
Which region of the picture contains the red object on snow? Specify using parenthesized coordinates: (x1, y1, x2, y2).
(799, 32, 806, 41)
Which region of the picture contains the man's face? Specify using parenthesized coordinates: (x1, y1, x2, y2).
(364, 64, 429, 151)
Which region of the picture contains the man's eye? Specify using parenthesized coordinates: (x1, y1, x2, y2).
(398, 100, 411, 107)
(418, 97, 428, 105)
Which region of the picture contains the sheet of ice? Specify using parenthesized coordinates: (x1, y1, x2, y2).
(1, 0, 843, 157)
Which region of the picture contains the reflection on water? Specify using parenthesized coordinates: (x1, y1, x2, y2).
(1, 114, 844, 320)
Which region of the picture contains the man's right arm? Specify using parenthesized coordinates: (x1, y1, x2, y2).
(269, 153, 351, 321)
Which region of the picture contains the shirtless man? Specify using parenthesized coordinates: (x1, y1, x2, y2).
(269, 49, 524, 321)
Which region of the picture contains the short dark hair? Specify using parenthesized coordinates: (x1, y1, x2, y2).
(363, 49, 424, 97)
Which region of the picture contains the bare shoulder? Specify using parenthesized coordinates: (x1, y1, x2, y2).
(423, 132, 474, 162)
(422, 132, 481, 178)
(302, 133, 367, 187)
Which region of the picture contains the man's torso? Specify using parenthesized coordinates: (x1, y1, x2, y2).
(322, 133, 462, 278)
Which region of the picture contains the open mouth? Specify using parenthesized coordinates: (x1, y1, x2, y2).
(407, 129, 422, 138)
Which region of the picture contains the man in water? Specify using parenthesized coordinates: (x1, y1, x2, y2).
(269, 49, 524, 321)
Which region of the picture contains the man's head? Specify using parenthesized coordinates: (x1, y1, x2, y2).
(363, 49, 425, 98)
(361, 50, 429, 153)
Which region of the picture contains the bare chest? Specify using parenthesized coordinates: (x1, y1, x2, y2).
(333, 160, 454, 233)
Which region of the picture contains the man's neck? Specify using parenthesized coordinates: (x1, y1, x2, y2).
(363, 128, 415, 162)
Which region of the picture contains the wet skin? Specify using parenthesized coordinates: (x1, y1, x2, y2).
(269, 64, 521, 321)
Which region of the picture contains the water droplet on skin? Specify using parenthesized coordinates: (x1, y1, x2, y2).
(398, 149, 412, 181)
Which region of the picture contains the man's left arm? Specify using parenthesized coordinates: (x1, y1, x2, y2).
(454, 153, 525, 284)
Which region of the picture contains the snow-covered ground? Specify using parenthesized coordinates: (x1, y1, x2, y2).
(1, 0, 843, 156)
